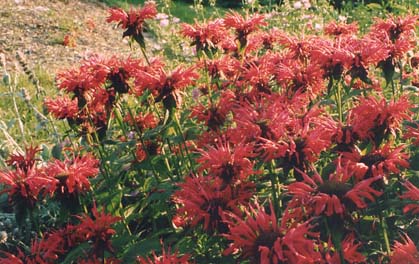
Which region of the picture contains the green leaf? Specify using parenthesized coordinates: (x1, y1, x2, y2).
(101, 139, 119, 145)
(112, 233, 138, 251)
(51, 144, 62, 160)
(344, 88, 362, 100)
(143, 177, 155, 192)
(167, 134, 186, 144)
(143, 124, 167, 139)
(40, 144, 50, 161)
(61, 242, 90, 264)
(390, 4, 408, 13)
(147, 189, 171, 203)
(319, 99, 335, 106)
(366, 3, 384, 10)
(121, 238, 160, 263)
(320, 162, 336, 178)
(124, 204, 139, 219)
(410, 152, 419, 171)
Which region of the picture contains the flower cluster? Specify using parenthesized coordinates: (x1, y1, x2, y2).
(12, 6, 419, 264)
(107, 1, 157, 47)
(223, 202, 322, 263)
(0, 204, 120, 263)
(0, 146, 99, 215)
(45, 55, 146, 138)
(169, 12, 419, 263)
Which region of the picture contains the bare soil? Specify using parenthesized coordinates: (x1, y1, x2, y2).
(0, 0, 134, 74)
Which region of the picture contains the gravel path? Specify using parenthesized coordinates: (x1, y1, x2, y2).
(0, 0, 134, 74)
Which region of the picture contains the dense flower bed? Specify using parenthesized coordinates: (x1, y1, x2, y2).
(2, 1, 419, 263)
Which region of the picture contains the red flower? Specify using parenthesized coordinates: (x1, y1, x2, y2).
(332, 124, 359, 152)
(0, 167, 56, 208)
(52, 55, 149, 138)
(46, 224, 82, 252)
(400, 181, 419, 214)
(136, 241, 190, 264)
(349, 95, 412, 143)
(255, 136, 290, 163)
(0, 235, 63, 264)
(223, 201, 321, 263)
(390, 234, 419, 264)
(275, 60, 326, 99)
(56, 55, 143, 114)
(104, 56, 145, 94)
(343, 37, 389, 83)
(323, 234, 366, 263)
(181, 19, 226, 52)
(201, 56, 241, 81)
(230, 96, 290, 144)
(341, 143, 409, 180)
(223, 12, 266, 47)
(246, 28, 280, 51)
(6, 146, 41, 173)
(191, 90, 235, 131)
(26, 236, 63, 263)
(197, 139, 255, 186)
(310, 39, 353, 79)
(371, 15, 418, 42)
(377, 32, 415, 63)
(56, 63, 107, 95)
(249, 101, 335, 178)
(107, 2, 157, 45)
(324, 21, 359, 37)
(76, 204, 121, 257)
(124, 111, 158, 131)
(44, 95, 79, 120)
(277, 32, 314, 61)
(172, 175, 254, 233)
(45, 153, 99, 195)
(0, 252, 24, 264)
(220, 35, 239, 54)
(404, 124, 419, 146)
(276, 107, 335, 176)
(286, 160, 382, 217)
(242, 55, 277, 95)
(135, 140, 161, 163)
(134, 65, 199, 109)
(290, 113, 335, 164)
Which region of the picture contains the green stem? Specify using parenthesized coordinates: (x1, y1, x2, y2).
(398, 60, 403, 96)
(172, 113, 195, 174)
(391, 79, 396, 98)
(160, 146, 175, 182)
(269, 161, 280, 217)
(380, 213, 392, 257)
(117, 188, 133, 236)
(140, 45, 150, 66)
(91, 129, 112, 183)
(335, 80, 343, 123)
(337, 240, 346, 264)
(124, 104, 162, 183)
(326, 217, 346, 264)
(29, 208, 40, 237)
(166, 138, 182, 180)
(113, 105, 152, 175)
(9, 81, 27, 145)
